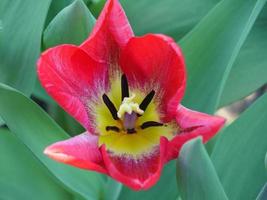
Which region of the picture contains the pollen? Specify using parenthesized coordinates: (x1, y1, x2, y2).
(117, 94, 144, 119)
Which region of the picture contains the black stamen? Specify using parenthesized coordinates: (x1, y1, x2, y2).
(127, 128, 136, 134)
(139, 90, 155, 113)
(102, 94, 119, 120)
(121, 74, 129, 101)
(106, 126, 120, 132)
(140, 121, 164, 129)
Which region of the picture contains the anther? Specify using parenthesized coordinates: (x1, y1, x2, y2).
(102, 94, 119, 120)
(106, 126, 120, 132)
(140, 121, 164, 129)
(127, 128, 136, 134)
(121, 74, 129, 101)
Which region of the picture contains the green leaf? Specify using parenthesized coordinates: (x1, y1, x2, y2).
(211, 93, 267, 200)
(43, 0, 95, 49)
(0, 83, 104, 200)
(219, 5, 267, 106)
(119, 0, 219, 40)
(256, 183, 267, 200)
(88, 0, 220, 41)
(176, 137, 228, 200)
(180, 0, 266, 113)
(45, 0, 73, 27)
(103, 178, 122, 200)
(0, 0, 52, 95)
(265, 152, 267, 170)
(0, 128, 72, 200)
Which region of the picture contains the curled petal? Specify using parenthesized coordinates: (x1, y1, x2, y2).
(44, 132, 106, 173)
(101, 137, 168, 190)
(166, 105, 225, 161)
(80, 0, 133, 63)
(120, 34, 186, 121)
(37, 45, 108, 131)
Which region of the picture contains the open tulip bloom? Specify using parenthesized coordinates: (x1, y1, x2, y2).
(38, 0, 225, 190)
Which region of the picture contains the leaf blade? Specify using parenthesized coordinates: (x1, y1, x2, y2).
(212, 93, 267, 199)
(176, 137, 228, 200)
(0, 128, 72, 200)
(0, 83, 104, 200)
(0, 0, 52, 95)
(180, 0, 266, 113)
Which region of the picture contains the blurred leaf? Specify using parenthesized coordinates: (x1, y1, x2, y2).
(256, 183, 267, 200)
(0, 128, 72, 200)
(91, 0, 220, 40)
(0, 117, 4, 126)
(45, 0, 73, 27)
(43, 0, 95, 49)
(0, 0, 52, 95)
(116, 162, 179, 200)
(265, 152, 267, 170)
(219, 4, 267, 106)
(211, 93, 267, 200)
(0, 83, 104, 200)
(180, 0, 266, 113)
(176, 137, 228, 200)
(103, 178, 122, 200)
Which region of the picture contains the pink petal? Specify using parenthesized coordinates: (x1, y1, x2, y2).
(101, 137, 169, 190)
(80, 0, 133, 64)
(120, 34, 186, 121)
(166, 105, 225, 161)
(44, 132, 107, 173)
(37, 45, 108, 131)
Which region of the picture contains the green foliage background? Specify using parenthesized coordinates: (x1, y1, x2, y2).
(0, 0, 267, 199)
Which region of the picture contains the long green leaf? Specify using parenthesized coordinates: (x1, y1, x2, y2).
(0, 0, 51, 95)
(120, 0, 219, 40)
(0, 83, 104, 200)
(0, 128, 72, 200)
(219, 4, 267, 106)
(180, 0, 266, 113)
(212, 93, 267, 200)
(43, 0, 95, 49)
(176, 137, 228, 200)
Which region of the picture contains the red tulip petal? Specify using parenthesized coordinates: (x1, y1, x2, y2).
(37, 45, 108, 131)
(166, 105, 225, 161)
(44, 132, 107, 173)
(101, 137, 168, 190)
(120, 34, 186, 121)
(80, 0, 133, 63)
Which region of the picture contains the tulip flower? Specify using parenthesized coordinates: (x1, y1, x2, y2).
(37, 0, 225, 190)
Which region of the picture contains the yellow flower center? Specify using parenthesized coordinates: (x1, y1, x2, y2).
(94, 74, 176, 157)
